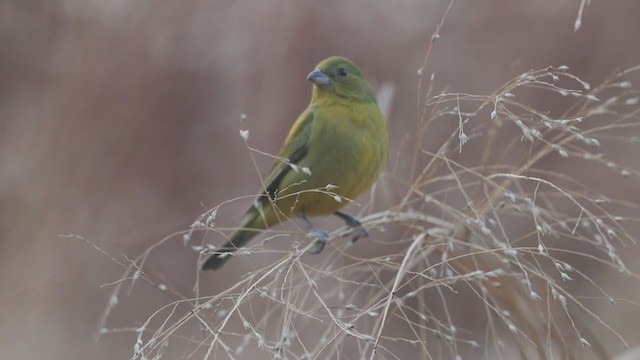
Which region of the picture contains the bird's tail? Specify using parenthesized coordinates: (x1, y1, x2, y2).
(201, 207, 269, 271)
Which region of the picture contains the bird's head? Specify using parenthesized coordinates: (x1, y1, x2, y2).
(307, 56, 376, 104)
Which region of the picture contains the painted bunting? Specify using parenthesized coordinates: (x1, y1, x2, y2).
(202, 56, 388, 270)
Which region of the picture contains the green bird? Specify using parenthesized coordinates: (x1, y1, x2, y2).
(202, 56, 388, 270)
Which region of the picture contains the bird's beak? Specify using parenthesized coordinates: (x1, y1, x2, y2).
(307, 69, 331, 86)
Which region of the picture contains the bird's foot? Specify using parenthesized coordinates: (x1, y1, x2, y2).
(307, 228, 329, 254)
(350, 227, 369, 243)
(334, 211, 369, 243)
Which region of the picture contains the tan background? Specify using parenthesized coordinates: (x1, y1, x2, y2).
(1, 1, 639, 359)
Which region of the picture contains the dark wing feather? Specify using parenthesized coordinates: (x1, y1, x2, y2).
(257, 109, 315, 204)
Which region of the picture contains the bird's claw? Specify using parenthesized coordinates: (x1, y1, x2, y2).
(307, 228, 329, 254)
(349, 227, 369, 243)
(334, 211, 368, 243)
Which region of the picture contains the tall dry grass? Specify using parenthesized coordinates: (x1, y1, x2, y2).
(95, 4, 640, 359)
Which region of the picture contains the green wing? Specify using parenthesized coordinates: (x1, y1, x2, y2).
(260, 109, 314, 202)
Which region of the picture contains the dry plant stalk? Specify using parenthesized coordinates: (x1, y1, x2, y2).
(96, 13, 640, 360)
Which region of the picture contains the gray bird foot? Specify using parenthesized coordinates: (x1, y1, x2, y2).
(334, 211, 369, 243)
(307, 228, 329, 254)
(350, 227, 369, 243)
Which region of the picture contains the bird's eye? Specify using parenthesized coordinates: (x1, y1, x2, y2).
(336, 67, 348, 77)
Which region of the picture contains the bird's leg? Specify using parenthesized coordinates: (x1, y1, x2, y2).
(300, 212, 329, 254)
(333, 211, 369, 242)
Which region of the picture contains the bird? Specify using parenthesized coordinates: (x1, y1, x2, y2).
(202, 56, 388, 271)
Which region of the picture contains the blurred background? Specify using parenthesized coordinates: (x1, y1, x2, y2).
(1, 1, 639, 359)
